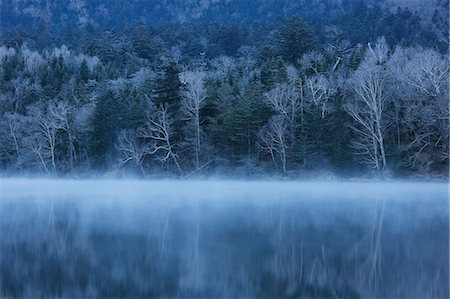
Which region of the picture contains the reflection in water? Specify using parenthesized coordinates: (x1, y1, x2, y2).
(0, 180, 448, 298)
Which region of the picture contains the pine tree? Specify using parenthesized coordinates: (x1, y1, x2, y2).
(153, 62, 182, 113)
(208, 78, 270, 164)
(347, 46, 364, 70)
(90, 90, 127, 170)
(327, 94, 354, 172)
(235, 78, 271, 159)
(90, 93, 111, 170)
(260, 57, 288, 90)
(279, 16, 316, 64)
(120, 86, 146, 129)
(131, 25, 159, 61)
(79, 59, 90, 83)
(207, 82, 236, 159)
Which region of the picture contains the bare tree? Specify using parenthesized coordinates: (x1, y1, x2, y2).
(367, 37, 390, 65)
(210, 56, 236, 80)
(180, 70, 207, 170)
(25, 101, 70, 174)
(28, 133, 51, 174)
(264, 84, 300, 147)
(304, 75, 337, 118)
(345, 41, 390, 174)
(299, 51, 325, 75)
(10, 78, 41, 113)
(0, 113, 28, 172)
(258, 115, 288, 173)
(47, 100, 79, 171)
(115, 129, 151, 175)
(403, 49, 449, 98)
(389, 47, 449, 169)
(323, 28, 355, 72)
(139, 105, 183, 175)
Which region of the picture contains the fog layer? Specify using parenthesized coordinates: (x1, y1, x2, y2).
(1, 180, 448, 298)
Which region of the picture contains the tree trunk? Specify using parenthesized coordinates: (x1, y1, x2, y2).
(171, 152, 183, 175)
(376, 121, 387, 172)
(9, 123, 22, 171)
(280, 148, 287, 174)
(195, 111, 200, 170)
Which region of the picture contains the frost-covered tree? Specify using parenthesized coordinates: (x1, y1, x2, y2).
(180, 70, 207, 170)
(304, 75, 337, 119)
(389, 46, 449, 170)
(115, 129, 150, 175)
(25, 100, 71, 174)
(264, 84, 300, 148)
(139, 105, 183, 175)
(0, 20, 447, 178)
(0, 113, 27, 172)
(345, 39, 390, 173)
(299, 51, 325, 75)
(258, 115, 288, 173)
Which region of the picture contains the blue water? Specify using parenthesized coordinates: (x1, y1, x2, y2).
(0, 180, 448, 298)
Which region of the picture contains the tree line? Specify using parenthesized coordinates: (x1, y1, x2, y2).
(0, 16, 448, 178)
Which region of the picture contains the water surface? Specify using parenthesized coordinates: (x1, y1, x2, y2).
(0, 180, 448, 298)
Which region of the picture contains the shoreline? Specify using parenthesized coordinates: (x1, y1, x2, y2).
(0, 173, 448, 183)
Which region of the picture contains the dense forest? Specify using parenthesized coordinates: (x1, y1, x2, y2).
(0, 0, 448, 178)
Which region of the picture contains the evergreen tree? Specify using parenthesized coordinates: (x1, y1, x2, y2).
(347, 46, 364, 70)
(153, 62, 182, 113)
(119, 86, 146, 129)
(327, 94, 354, 172)
(79, 59, 90, 83)
(90, 93, 111, 170)
(279, 16, 316, 64)
(208, 82, 236, 160)
(208, 77, 270, 163)
(131, 25, 162, 61)
(235, 78, 271, 158)
(89, 90, 127, 169)
(260, 57, 288, 90)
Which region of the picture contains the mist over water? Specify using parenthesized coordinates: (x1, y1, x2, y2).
(1, 179, 448, 298)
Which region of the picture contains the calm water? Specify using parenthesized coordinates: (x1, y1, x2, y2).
(0, 180, 448, 298)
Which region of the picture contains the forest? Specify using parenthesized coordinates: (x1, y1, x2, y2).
(0, 0, 448, 178)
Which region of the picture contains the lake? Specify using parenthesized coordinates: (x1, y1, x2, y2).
(0, 179, 448, 298)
